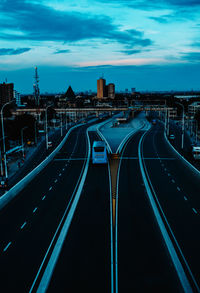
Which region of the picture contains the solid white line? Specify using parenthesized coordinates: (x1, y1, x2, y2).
(177, 187, 181, 192)
(192, 208, 198, 214)
(164, 131, 200, 176)
(30, 129, 92, 293)
(42, 196, 46, 201)
(33, 207, 38, 213)
(21, 222, 27, 230)
(184, 196, 188, 201)
(108, 164, 114, 293)
(3, 242, 12, 252)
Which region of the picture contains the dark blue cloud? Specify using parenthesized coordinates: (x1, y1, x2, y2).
(54, 49, 71, 54)
(94, 0, 200, 11)
(181, 52, 200, 62)
(120, 49, 143, 55)
(0, 0, 152, 50)
(0, 48, 31, 55)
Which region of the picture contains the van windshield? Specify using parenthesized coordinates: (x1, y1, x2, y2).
(94, 147, 104, 152)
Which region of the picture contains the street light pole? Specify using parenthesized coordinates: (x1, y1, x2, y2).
(60, 112, 63, 137)
(176, 102, 184, 150)
(34, 120, 37, 145)
(21, 126, 28, 158)
(1, 101, 13, 179)
(45, 104, 53, 151)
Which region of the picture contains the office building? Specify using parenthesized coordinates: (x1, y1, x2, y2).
(97, 78, 106, 98)
(107, 83, 115, 99)
(0, 82, 14, 106)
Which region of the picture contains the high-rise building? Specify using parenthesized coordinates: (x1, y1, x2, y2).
(97, 78, 106, 98)
(14, 90, 21, 107)
(0, 82, 14, 106)
(107, 83, 115, 99)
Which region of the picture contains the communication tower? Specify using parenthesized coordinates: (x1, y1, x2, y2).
(33, 66, 40, 107)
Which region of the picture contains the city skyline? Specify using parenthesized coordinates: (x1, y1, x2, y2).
(0, 0, 200, 93)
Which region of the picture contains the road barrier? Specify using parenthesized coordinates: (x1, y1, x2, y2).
(0, 124, 82, 211)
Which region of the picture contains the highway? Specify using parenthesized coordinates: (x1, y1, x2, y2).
(0, 117, 200, 292)
(0, 124, 89, 292)
(117, 130, 180, 292)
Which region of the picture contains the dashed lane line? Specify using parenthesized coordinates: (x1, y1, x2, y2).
(172, 179, 175, 183)
(177, 187, 181, 192)
(59, 173, 62, 177)
(168, 173, 171, 177)
(49, 186, 53, 191)
(184, 196, 188, 201)
(54, 179, 58, 183)
(33, 207, 38, 214)
(42, 196, 46, 201)
(192, 208, 198, 214)
(20, 222, 27, 230)
(3, 242, 12, 252)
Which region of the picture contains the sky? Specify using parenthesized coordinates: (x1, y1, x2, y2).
(0, 0, 200, 93)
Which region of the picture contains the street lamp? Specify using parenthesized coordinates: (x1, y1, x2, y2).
(60, 112, 63, 137)
(34, 120, 38, 145)
(45, 104, 53, 151)
(175, 102, 184, 150)
(1, 101, 13, 179)
(21, 126, 28, 158)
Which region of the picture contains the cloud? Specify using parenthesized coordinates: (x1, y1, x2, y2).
(0, 48, 31, 55)
(0, 0, 152, 51)
(181, 52, 200, 62)
(120, 49, 143, 55)
(54, 49, 71, 54)
(94, 0, 200, 11)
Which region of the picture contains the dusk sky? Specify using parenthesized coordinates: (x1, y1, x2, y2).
(0, 0, 200, 93)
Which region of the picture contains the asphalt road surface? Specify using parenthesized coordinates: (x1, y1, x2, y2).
(0, 124, 89, 292)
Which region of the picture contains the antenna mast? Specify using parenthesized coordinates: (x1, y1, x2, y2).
(34, 66, 40, 107)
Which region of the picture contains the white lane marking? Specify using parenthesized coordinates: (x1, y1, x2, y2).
(29, 128, 91, 293)
(65, 164, 67, 166)
(192, 208, 198, 214)
(177, 187, 181, 192)
(49, 186, 53, 191)
(168, 173, 171, 177)
(54, 179, 58, 183)
(172, 179, 175, 183)
(33, 207, 38, 214)
(59, 173, 62, 177)
(164, 168, 167, 171)
(42, 196, 46, 201)
(3, 242, 12, 252)
(184, 196, 188, 201)
(21, 222, 27, 230)
(62, 168, 65, 171)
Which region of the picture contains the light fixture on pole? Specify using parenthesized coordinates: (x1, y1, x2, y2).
(21, 126, 28, 158)
(175, 102, 184, 150)
(1, 101, 13, 179)
(45, 104, 53, 151)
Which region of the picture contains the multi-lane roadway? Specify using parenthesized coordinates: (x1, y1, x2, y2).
(0, 117, 200, 292)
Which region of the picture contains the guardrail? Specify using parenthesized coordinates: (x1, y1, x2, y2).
(0, 124, 82, 211)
